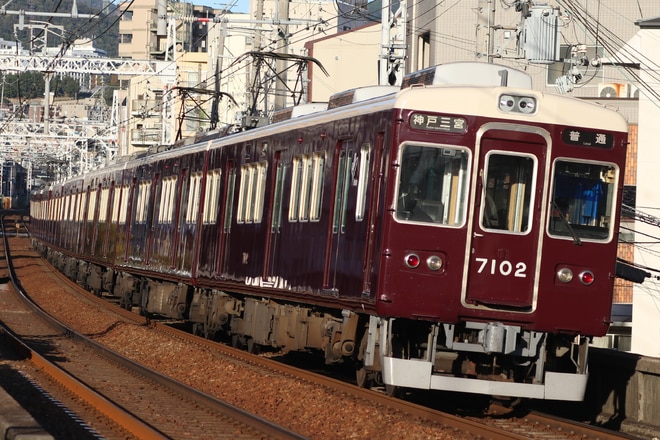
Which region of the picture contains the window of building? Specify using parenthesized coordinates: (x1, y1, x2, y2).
(417, 32, 431, 71)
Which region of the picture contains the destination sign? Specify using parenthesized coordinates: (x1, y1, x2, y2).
(562, 128, 613, 148)
(410, 113, 467, 133)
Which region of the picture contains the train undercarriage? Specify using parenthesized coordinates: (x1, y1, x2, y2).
(39, 243, 590, 401)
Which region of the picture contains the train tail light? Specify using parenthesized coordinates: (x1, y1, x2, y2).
(579, 270, 595, 285)
(404, 253, 421, 268)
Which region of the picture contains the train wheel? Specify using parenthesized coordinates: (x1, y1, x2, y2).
(246, 338, 261, 354)
(385, 384, 401, 398)
(356, 367, 375, 389)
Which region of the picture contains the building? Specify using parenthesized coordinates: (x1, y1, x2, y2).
(630, 16, 660, 357)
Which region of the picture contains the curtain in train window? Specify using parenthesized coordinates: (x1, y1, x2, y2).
(481, 153, 535, 233)
(549, 160, 616, 241)
(396, 144, 470, 226)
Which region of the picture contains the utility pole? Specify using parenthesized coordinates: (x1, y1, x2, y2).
(476, 0, 496, 62)
(274, 0, 290, 111)
(379, 0, 407, 86)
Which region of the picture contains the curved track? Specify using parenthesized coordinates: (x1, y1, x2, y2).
(0, 211, 304, 440)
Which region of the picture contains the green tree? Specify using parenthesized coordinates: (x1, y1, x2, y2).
(53, 76, 81, 98)
(1, 72, 45, 100)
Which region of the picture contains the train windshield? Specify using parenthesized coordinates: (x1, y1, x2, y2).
(549, 160, 617, 241)
(396, 144, 470, 225)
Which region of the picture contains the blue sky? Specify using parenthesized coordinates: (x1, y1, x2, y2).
(193, 0, 250, 13)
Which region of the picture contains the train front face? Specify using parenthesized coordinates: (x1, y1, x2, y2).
(372, 85, 628, 400)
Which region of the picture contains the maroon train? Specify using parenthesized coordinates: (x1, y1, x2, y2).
(30, 62, 629, 401)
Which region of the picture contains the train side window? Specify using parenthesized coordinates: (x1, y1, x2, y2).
(549, 160, 617, 241)
(158, 177, 177, 224)
(88, 188, 97, 222)
(118, 185, 129, 225)
(99, 187, 110, 223)
(289, 156, 303, 222)
(203, 170, 222, 224)
(396, 144, 470, 226)
(224, 166, 236, 232)
(64, 194, 71, 221)
(272, 162, 286, 232)
(290, 153, 324, 223)
(356, 144, 371, 221)
(186, 172, 203, 224)
(237, 161, 268, 224)
(333, 150, 352, 234)
(299, 155, 313, 222)
(135, 181, 151, 224)
(310, 152, 325, 221)
(481, 153, 535, 233)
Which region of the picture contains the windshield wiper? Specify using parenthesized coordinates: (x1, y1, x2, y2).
(552, 200, 582, 246)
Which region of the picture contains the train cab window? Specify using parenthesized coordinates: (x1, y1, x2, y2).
(480, 153, 535, 233)
(396, 144, 470, 226)
(549, 160, 617, 241)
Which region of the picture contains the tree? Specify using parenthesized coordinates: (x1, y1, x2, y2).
(53, 76, 81, 98)
(1, 72, 45, 100)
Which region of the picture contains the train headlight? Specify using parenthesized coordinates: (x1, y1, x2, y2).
(404, 253, 421, 268)
(426, 255, 443, 271)
(517, 97, 537, 114)
(579, 270, 595, 285)
(499, 95, 515, 112)
(557, 267, 573, 283)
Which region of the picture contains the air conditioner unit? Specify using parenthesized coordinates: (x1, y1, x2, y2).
(629, 84, 640, 99)
(598, 82, 629, 98)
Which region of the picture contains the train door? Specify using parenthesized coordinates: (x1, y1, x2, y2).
(323, 141, 353, 292)
(361, 134, 385, 294)
(216, 160, 236, 275)
(463, 126, 549, 310)
(323, 140, 378, 295)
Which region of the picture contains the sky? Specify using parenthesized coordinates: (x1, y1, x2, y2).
(192, 0, 251, 14)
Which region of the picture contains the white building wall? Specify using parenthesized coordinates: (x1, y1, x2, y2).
(632, 26, 660, 358)
(306, 24, 381, 102)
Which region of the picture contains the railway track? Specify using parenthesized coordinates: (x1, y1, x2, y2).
(0, 213, 304, 440)
(1, 212, 640, 439)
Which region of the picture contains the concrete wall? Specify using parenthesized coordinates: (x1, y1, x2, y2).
(586, 348, 660, 438)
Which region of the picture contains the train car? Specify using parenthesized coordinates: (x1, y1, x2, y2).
(30, 62, 629, 401)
